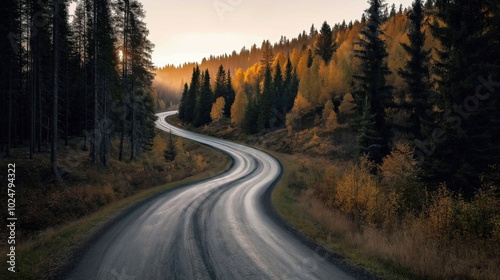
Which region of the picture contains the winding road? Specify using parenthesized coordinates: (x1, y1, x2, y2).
(66, 111, 359, 280)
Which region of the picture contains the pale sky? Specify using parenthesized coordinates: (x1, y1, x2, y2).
(78, 0, 414, 67)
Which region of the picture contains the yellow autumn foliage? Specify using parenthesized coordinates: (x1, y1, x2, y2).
(211, 97, 225, 122)
(230, 89, 248, 125)
(286, 93, 312, 134)
(334, 158, 378, 224)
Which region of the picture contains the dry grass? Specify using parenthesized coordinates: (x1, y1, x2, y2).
(271, 151, 500, 280)
(299, 190, 500, 280)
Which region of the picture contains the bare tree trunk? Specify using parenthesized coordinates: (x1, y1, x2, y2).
(82, 0, 88, 151)
(102, 71, 108, 166)
(92, 0, 98, 164)
(129, 80, 135, 161)
(51, 0, 60, 179)
(119, 0, 129, 161)
(30, 23, 35, 159)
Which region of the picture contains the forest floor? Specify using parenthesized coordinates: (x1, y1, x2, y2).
(0, 129, 231, 280)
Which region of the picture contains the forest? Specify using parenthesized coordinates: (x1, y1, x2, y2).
(175, 0, 500, 278)
(0, 0, 157, 175)
(176, 0, 500, 196)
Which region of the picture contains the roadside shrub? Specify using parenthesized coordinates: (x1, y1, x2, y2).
(451, 187, 499, 241)
(334, 158, 378, 224)
(423, 185, 454, 239)
(380, 143, 425, 215)
(314, 165, 340, 207)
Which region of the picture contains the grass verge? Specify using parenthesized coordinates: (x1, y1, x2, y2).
(268, 151, 421, 280)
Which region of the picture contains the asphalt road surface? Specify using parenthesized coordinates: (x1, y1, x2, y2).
(66, 111, 359, 280)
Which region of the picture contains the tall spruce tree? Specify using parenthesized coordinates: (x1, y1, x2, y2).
(127, 1, 156, 159)
(398, 0, 432, 142)
(224, 70, 236, 118)
(273, 61, 284, 116)
(243, 95, 259, 134)
(353, 0, 393, 163)
(283, 57, 299, 113)
(260, 40, 274, 71)
(213, 64, 227, 100)
(315, 21, 337, 65)
(258, 66, 274, 130)
(426, 0, 500, 194)
(182, 66, 200, 124)
(178, 83, 189, 121)
(193, 69, 212, 127)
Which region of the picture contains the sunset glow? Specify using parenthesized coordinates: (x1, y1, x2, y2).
(138, 0, 414, 67)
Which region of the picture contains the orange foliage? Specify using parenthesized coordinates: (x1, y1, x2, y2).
(231, 89, 248, 125)
(211, 97, 225, 122)
(286, 93, 312, 134)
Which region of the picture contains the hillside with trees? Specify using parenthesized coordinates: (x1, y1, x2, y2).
(173, 0, 500, 278)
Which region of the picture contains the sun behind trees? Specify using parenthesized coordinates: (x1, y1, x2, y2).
(0, 0, 157, 175)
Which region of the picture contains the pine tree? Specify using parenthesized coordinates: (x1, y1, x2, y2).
(357, 95, 383, 163)
(315, 21, 337, 65)
(260, 40, 274, 71)
(193, 69, 212, 127)
(390, 4, 397, 18)
(224, 70, 236, 118)
(426, 0, 500, 194)
(353, 0, 393, 163)
(51, 0, 65, 178)
(273, 61, 284, 115)
(184, 66, 200, 124)
(178, 83, 189, 121)
(361, 13, 367, 24)
(398, 0, 432, 141)
(213, 64, 227, 100)
(258, 66, 274, 130)
(243, 95, 259, 134)
(283, 57, 299, 113)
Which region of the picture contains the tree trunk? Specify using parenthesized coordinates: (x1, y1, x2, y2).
(82, 2, 88, 151)
(119, 0, 129, 161)
(101, 70, 108, 166)
(129, 80, 135, 161)
(51, 0, 60, 179)
(29, 21, 35, 159)
(92, 0, 98, 164)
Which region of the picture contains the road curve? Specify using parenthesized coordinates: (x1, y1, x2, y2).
(66, 111, 358, 280)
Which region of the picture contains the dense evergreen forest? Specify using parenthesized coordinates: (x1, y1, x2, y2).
(175, 0, 500, 198)
(0, 0, 157, 176)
